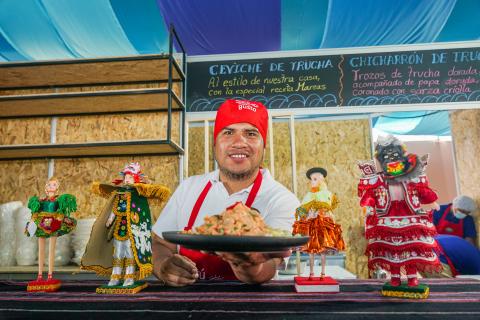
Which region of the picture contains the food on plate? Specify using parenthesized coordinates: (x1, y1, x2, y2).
(185, 202, 291, 237)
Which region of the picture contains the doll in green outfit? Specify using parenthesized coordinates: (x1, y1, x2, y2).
(81, 162, 170, 294)
(26, 177, 77, 292)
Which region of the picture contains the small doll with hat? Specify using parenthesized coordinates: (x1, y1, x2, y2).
(292, 167, 345, 292)
(26, 177, 77, 292)
(81, 162, 171, 294)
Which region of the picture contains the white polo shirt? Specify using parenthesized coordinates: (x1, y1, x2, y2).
(152, 168, 299, 237)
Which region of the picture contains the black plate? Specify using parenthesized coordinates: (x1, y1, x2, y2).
(162, 231, 309, 252)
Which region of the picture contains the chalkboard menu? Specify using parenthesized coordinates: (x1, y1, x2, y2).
(187, 46, 480, 112)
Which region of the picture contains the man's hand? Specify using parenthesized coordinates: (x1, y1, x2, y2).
(216, 250, 291, 284)
(155, 254, 199, 287)
(152, 234, 198, 287)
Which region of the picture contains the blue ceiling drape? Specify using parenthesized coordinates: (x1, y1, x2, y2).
(0, 0, 76, 60)
(280, 0, 328, 51)
(40, 0, 137, 57)
(320, 0, 457, 48)
(436, 0, 480, 42)
(110, 0, 169, 55)
(156, 0, 281, 55)
(0, 32, 26, 61)
(1, 0, 476, 59)
(1, 0, 476, 136)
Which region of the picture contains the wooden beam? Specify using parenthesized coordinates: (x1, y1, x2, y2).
(0, 140, 184, 160)
(0, 89, 184, 117)
(0, 55, 184, 89)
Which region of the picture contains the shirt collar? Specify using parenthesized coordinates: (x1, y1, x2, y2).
(208, 169, 221, 183)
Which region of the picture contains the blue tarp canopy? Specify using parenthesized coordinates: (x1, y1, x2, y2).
(1, 0, 478, 135)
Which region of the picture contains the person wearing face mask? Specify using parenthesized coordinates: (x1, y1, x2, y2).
(433, 195, 478, 247)
(151, 99, 300, 286)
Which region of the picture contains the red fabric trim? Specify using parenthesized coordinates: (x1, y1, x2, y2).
(246, 170, 262, 208)
(366, 242, 438, 254)
(366, 225, 437, 239)
(368, 259, 442, 274)
(366, 244, 439, 256)
(184, 181, 212, 231)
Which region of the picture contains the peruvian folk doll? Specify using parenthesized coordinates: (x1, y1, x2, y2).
(26, 177, 77, 292)
(357, 135, 441, 298)
(293, 167, 345, 280)
(81, 162, 170, 294)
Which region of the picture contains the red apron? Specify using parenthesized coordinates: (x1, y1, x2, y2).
(179, 170, 263, 280)
(436, 205, 464, 237)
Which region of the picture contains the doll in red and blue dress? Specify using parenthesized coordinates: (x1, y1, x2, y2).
(357, 135, 442, 298)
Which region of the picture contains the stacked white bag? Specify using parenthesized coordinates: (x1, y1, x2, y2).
(15, 206, 38, 266)
(71, 218, 95, 265)
(0, 201, 23, 266)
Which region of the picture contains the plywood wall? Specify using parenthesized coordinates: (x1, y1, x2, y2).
(54, 156, 178, 221)
(188, 118, 372, 278)
(0, 83, 182, 222)
(450, 109, 480, 246)
(56, 112, 170, 143)
(0, 118, 51, 145)
(0, 160, 49, 204)
(0, 156, 177, 222)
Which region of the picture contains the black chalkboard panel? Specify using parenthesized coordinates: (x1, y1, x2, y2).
(187, 46, 479, 112)
(188, 55, 342, 112)
(343, 48, 480, 106)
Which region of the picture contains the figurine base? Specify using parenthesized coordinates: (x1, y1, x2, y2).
(381, 282, 429, 299)
(294, 276, 339, 293)
(96, 281, 148, 294)
(27, 278, 61, 292)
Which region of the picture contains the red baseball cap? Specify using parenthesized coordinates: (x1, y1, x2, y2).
(213, 99, 268, 145)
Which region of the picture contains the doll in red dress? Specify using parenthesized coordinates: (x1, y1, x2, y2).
(292, 167, 345, 292)
(358, 135, 442, 298)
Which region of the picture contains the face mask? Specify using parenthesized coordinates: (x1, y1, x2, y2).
(453, 211, 467, 220)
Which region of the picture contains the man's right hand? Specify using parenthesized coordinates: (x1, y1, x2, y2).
(155, 254, 199, 287)
(152, 234, 198, 287)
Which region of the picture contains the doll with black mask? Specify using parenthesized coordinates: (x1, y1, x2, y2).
(357, 135, 442, 299)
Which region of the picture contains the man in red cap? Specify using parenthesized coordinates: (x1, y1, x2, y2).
(152, 99, 299, 286)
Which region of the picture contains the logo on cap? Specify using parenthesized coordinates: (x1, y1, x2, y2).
(235, 100, 257, 112)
